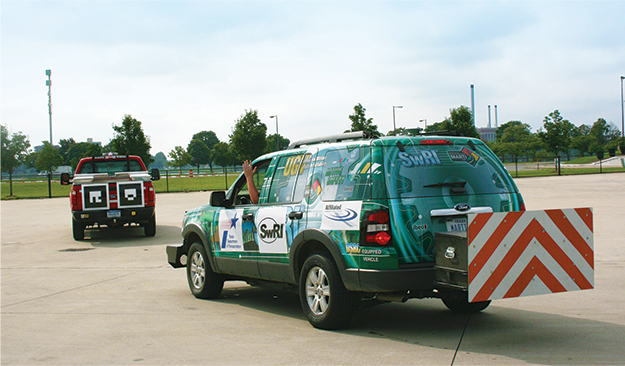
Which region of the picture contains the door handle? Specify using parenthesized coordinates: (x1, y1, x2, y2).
(288, 211, 303, 220)
(242, 213, 254, 221)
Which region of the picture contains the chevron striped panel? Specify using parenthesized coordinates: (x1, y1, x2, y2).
(467, 208, 594, 303)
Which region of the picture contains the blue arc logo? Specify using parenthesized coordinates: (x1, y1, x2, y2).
(324, 208, 358, 226)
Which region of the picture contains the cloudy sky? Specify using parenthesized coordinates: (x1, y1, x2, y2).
(2, 0, 624, 155)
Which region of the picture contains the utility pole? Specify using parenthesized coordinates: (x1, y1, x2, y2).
(46, 69, 53, 145)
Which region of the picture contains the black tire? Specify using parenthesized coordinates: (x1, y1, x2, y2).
(440, 290, 491, 313)
(186, 243, 224, 299)
(299, 253, 355, 330)
(144, 215, 156, 237)
(72, 220, 85, 241)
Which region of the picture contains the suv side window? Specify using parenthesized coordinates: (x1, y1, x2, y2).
(318, 146, 371, 202)
(267, 153, 311, 204)
(232, 160, 269, 205)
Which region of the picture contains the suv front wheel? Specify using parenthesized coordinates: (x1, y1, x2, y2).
(299, 253, 355, 330)
(187, 242, 224, 299)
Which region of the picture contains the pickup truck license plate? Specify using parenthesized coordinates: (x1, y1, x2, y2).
(446, 217, 467, 232)
(107, 210, 121, 218)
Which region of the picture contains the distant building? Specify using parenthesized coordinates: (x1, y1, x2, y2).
(477, 127, 497, 142)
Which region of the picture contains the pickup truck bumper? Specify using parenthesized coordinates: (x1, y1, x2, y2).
(72, 207, 155, 226)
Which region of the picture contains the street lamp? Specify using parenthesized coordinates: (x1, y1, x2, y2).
(270, 115, 278, 151)
(393, 106, 403, 131)
(46, 69, 52, 145)
(420, 119, 428, 128)
(620, 76, 624, 149)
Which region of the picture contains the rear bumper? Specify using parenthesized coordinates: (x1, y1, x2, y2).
(72, 207, 154, 226)
(344, 262, 436, 293)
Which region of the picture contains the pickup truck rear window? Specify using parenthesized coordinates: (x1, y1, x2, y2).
(77, 160, 144, 175)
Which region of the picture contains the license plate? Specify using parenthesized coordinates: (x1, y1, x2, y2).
(107, 210, 121, 218)
(446, 217, 467, 232)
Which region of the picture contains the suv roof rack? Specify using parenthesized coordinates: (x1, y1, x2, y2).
(287, 131, 377, 149)
(404, 129, 459, 136)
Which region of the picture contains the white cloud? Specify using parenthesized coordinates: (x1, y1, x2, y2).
(2, 0, 624, 155)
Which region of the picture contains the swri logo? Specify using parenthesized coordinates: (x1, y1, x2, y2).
(324, 204, 358, 227)
(259, 217, 284, 244)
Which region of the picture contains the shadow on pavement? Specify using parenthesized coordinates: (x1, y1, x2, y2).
(82, 224, 181, 247)
(207, 284, 624, 365)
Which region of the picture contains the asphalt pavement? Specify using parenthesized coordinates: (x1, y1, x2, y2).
(2, 173, 624, 365)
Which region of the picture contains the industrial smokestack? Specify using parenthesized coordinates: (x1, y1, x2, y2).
(495, 105, 498, 128)
(488, 105, 491, 128)
(471, 84, 475, 125)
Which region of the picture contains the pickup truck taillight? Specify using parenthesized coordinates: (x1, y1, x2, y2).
(70, 186, 81, 211)
(145, 183, 156, 207)
(360, 209, 392, 246)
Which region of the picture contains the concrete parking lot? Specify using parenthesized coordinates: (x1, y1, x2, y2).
(2, 173, 624, 365)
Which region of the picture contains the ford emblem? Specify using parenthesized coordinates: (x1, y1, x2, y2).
(454, 203, 471, 212)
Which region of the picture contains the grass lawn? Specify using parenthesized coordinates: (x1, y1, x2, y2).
(2, 167, 624, 200)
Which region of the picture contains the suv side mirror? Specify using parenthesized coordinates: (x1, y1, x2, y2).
(209, 191, 227, 207)
(150, 168, 161, 181)
(60, 172, 71, 185)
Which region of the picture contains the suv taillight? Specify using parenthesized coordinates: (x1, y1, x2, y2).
(360, 209, 392, 246)
(145, 183, 156, 207)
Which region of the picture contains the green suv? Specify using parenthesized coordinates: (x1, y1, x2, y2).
(167, 132, 524, 329)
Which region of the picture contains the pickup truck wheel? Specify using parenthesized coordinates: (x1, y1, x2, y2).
(440, 290, 491, 313)
(187, 243, 223, 299)
(144, 215, 156, 237)
(72, 220, 85, 241)
(299, 253, 354, 330)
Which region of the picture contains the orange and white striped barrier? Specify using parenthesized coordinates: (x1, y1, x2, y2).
(467, 208, 593, 303)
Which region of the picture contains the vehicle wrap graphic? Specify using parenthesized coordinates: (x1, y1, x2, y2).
(321, 201, 362, 230)
(380, 138, 523, 264)
(218, 209, 244, 251)
(255, 207, 288, 253)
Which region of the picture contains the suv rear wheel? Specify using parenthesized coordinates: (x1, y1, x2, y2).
(299, 253, 355, 330)
(144, 215, 156, 237)
(187, 243, 224, 299)
(440, 290, 491, 313)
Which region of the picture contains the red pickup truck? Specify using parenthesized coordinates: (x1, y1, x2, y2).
(61, 153, 160, 240)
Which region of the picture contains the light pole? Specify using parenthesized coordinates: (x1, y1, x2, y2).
(393, 106, 403, 131)
(46, 69, 52, 145)
(420, 119, 428, 129)
(270, 115, 278, 151)
(621, 76, 625, 149)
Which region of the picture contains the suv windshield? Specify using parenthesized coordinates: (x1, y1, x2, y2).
(77, 160, 144, 175)
(382, 143, 516, 199)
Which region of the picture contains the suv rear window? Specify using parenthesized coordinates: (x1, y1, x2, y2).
(77, 160, 144, 175)
(381, 144, 516, 199)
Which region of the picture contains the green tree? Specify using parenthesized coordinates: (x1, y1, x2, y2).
(58, 138, 76, 165)
(109, 114, 153, 166)
(192, 131, 220, 171)
(230, 109, 267, 161)
(1, 125, 31, 196)
(67, 142, 102, 168)
(151, 152, 168, 169)
(347, 103, 380, 136)
(34, 141, 63, 173)
(265, 133, 290, 153)
(187, 139, 211, 170)
(168, 146, 191, 174)
(495, 121, 525, 141)
(538, 110, 576, 159)
(212, 142, 238, 167)
(425, 106, 478, 138)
